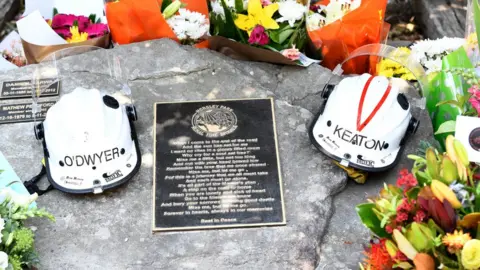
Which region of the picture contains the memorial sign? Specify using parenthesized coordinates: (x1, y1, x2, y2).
(0, 79, 60, 99)
(153, 98, 286, 231)
(0, 101, 54, 124)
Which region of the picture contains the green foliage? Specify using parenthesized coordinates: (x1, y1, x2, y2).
(0, 188, 54, 270)
(9, 255, 23, 270)
(11, 228, 34, 254)
(355, 203, 389, 238)
(161, 0, 173, 12)
(53, 8, 58, 17)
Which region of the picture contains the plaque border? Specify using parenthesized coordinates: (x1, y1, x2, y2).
(152, 98, 286, 232)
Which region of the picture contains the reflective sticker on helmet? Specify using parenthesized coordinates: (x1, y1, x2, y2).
(357, 76, 392, 132)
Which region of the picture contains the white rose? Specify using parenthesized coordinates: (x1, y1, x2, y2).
(0, 251, 8, 270)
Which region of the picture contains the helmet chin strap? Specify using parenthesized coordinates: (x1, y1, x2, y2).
(357, 75, 392, 132)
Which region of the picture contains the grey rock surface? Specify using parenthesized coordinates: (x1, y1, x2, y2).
(0, 39, 434, 270)
(0, 0, 19, 35)
(0, 39, 351, 270)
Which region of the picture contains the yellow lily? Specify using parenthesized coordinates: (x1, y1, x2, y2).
(234, 0, 279, 35)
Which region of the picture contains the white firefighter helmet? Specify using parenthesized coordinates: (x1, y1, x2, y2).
(310, 74, 419, 171)
(309, 44, 426, 172)
(34, 87, 141, 194)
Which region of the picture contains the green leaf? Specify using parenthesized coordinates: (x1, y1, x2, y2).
(355, 203, 389, 238)
(235, 0, 245, 12)
(73, 20, 78, 27)
(435, 120, 457, 135)
(88, 14, 97, 24)
(53, 8, 58, 17)
(415, 171, 431, 186)
(278, 29, 294, 44)
(434, 250, 459, 268)
(473, 0, 480, 47)
(220, 0, 242, 41)
(161, 0, 173, 12)
(268, 30, 280, 44)
(406, 187, 421, 200)
(96, 18, 101, 24)
(436, 99, 463, 110)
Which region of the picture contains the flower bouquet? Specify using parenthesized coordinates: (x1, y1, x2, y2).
(208, 0, 319, 66)
(106, 0, 209, 48)
(0, 185, 54, 270)
(358, 135, 480, 270)
(17, 6, 110, 64)
(307, 0, 390, 74)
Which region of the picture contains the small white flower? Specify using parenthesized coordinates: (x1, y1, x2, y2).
(410, 37, 466, 73)
(167, 9, 210, 41)
(211, 0, 225, 17)
(276, 0, 307, 27)
(307, 13, 324, 31)
(0, 251, 8, 270)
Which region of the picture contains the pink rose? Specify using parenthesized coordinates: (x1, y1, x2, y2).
(282, 46, 301, 61)
(248, 25, 269, 46)
(85, 23, 109, 38)
(470, 97, 480, 116)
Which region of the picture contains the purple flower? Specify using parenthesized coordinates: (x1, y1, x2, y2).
(51, 14, 90, 32)
(248, 25, 269, 46)
(84, 23, 109, 38)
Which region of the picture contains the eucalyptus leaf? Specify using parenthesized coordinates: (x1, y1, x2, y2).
(435, 120, 457, 135)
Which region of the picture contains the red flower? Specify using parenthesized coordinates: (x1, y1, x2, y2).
(393, 251, 408, 262)
(248, 25, 269, 45)
(84, 23, 108, 38)
(51, 14, 90, 32)
(395, 212, 409, 223)
(385, 225, 393, 234)
(413, 210, 427, 222)
(396, 170, 418, 191)
(363, 239, 394, 270)
(397, 199, 413, 213)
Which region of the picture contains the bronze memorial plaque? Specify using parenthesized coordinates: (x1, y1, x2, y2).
(153, 98, 286, 231)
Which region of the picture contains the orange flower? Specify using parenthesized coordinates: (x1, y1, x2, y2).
(442, 230, 471, 253)
(363, 239, 393, 270)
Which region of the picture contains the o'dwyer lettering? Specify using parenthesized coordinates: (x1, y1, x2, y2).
(63, 148, 121, 167)
(333, 125, 388, 151)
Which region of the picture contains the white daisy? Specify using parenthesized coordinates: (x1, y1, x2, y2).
(276, 0, 307, 27)
(167, 9, 210, 42)
(410, 37, 466, 73)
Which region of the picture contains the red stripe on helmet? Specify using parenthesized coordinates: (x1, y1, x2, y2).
(357, 76, 392, 132)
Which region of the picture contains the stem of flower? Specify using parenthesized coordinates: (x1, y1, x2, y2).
(457, 251, 464, 270)
(476, 223, 480, 240)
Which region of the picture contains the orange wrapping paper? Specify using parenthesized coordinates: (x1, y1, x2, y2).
(308, 0, 389, 74)
(105, 0, 209, 47)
